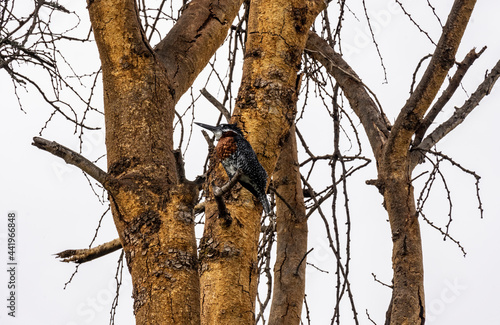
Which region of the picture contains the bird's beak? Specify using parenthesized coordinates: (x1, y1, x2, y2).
(194, 122, 217, 133)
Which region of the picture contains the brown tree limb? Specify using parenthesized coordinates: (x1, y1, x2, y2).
(414, 46, 486, 146)
(55, 238, 122, 264)
(155, 0, 245, 103)
(200, 129, 216, 152)
(389, 0, 477, 152)
(305, 31, 389, 159)
(201, 88, 231, 123)
(410, 54, 433, 94)
(212, 169, 242, 226)
(32, 137, 113, 191)
(413, 58, 500, 165)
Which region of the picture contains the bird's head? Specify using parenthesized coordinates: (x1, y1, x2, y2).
(195, 122, 243, 140)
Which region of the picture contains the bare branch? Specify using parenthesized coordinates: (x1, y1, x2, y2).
(305, 31, 389, 159)
(295, 248, 314, 276)
(212, 169, 242, 226)
(269, 186, 297, 218)
(395, 0, 437, 45)
(200, 130, 215, 152)
(410, 54, 432, 94)
(418, 149, 483, 219)
(414, 47, 487, 146)
(32, 137, 113, 191)
(55, 238, 122, 264)
(110, 250, 125, 325)
(414, 58, 500, 156)
(200, 88, 231, 123)
(371, 273, 393, 289)
(1, 2, 98, 130)
(390, 0, 477, 149)
(366, 309, 378, 325)
(361, 0, 388, 82)
(154, 0, 244, 103)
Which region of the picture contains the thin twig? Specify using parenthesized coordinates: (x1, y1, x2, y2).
(109, 250, 124, 325)
(295, 248, 314, 275)
(371, 273, 393, 289)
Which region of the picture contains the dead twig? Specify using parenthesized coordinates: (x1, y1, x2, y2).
(200, 88, 231, 123)
(55, 238, 122, 264)
(32, 137, 114, 192)
(212, 170, 242, 227)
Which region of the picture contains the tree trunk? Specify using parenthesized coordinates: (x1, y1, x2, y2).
(306, 1, 476, 323)
(380, 2, 475, 322)
(88, 1, 200, 323)
(199, 0, 324, 324)
(269, 124, 307, 325)
(87, 0, 243, 323)
(379, 160, 425, 325)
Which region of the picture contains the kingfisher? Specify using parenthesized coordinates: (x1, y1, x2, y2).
(195, 122, 271, 214)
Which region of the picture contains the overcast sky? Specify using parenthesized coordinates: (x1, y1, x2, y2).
(1, 1, 500, 324)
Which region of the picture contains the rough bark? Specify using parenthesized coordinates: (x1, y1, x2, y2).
(30, 0, 499, 323)
(86, 0, 244, 323)
(88, 1, 199, 323)
(198, 0, 325, 324)
(413, 47, 486, 147)
(269, 124, 307, 325)
(388, 0, 476, 154)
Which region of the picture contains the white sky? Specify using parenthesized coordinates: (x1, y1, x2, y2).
(1, 1, 499, 324)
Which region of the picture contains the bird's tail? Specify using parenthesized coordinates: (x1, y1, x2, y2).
(260, 194, 271, 215)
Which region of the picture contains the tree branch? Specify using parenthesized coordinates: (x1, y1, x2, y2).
(389, 0, 477, 148)
(155, 0, 244, 103)
(55, 238, 122, 264)
(305, 31, 389, 159)
(212, 169, 242, 226)
(201, 88, 231, 123)
(412, 58, 500, 165)
(32, 137, 114, 192)
(414, 46, 486, 146)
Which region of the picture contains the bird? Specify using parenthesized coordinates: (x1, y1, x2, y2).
(195, 122, 271, 214)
